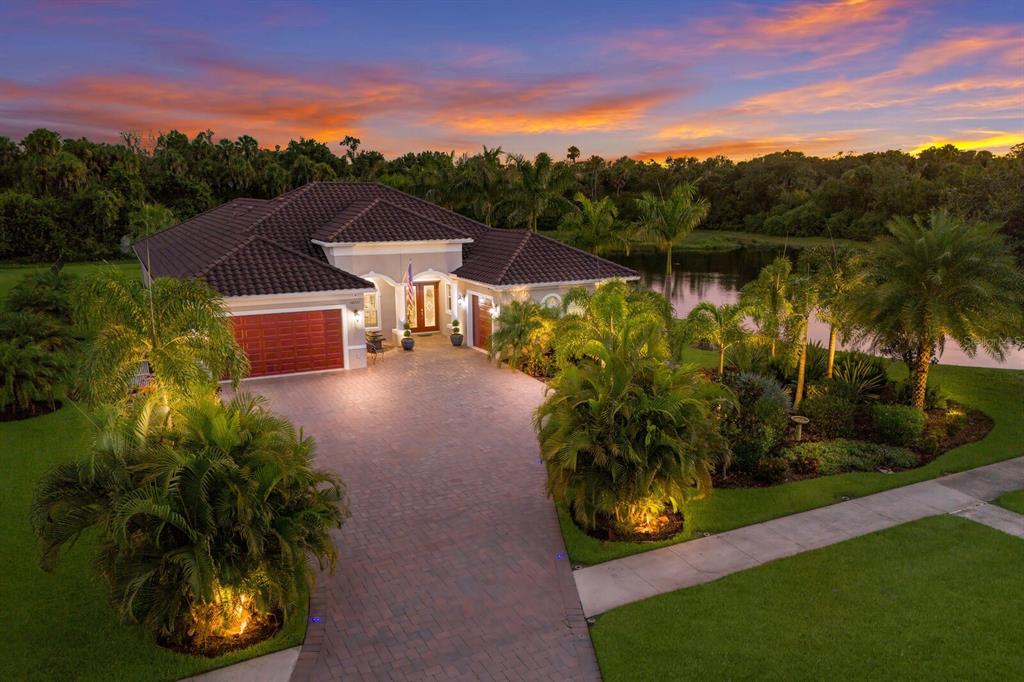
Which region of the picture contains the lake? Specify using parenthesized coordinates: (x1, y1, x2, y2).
(611, 248, 1024, 370)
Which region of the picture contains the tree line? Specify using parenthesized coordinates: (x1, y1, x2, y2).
(1, 127, 1021, 263)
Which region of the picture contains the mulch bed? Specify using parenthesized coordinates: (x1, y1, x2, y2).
(572, 505, 686, 543)
(0, 400, 61, 422)
(159, 612, 282, 658)
(715, 402, 993, 489)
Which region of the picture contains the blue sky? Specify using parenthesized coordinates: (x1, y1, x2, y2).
(1, 0, 1021, 159)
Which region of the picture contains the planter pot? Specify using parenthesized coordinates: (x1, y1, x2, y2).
(401, 337, 415, 351)
(450, 333, 463, 347)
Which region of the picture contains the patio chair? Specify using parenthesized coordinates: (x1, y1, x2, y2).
(367, 340, 382, 365)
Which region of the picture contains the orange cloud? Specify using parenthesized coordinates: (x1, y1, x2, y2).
(437, 92, 675, 135)
(908, 132, 1024, 155)
(633, 132, 868, 162)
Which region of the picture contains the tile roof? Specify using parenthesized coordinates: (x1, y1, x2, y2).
(134, 182, 636, 296)
(453, 229, 638, 286)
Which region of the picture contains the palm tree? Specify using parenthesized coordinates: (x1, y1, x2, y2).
(534, 310, 730, 536)
(636, 181, 710, 275)
(686, 302, 750, 374)
(740, 256, 793, 357)
(489, 300, 555, 370)
(800, 246, 865, 378)
(127, 203, 177, 241)
(506, 153, 575, 232)
(31, 392, 348, 650)
(784, 274, 820, 410)
(462, 146, 507, 226)
(558, 193, 620, 256)
(73, 268, 249, 406)
(852, 209, 1023, 408)
(566, 145, 581, 164)
(0, 340, 65, 415)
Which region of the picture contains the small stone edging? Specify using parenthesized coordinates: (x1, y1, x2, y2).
(181, 645, 301, 682)
(574, 456, 1024, 618)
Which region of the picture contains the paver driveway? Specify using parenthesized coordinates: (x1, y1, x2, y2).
(239, 336, 598, 681)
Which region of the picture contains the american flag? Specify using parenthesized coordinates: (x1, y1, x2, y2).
(405, 261, 415, 316)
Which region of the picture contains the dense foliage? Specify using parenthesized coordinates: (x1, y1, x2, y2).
(533, 282, 730, 536)
(31, 392, 348, 651)
(1, 128, 1021, 262)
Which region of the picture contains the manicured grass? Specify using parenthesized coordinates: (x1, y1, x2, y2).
(0, 260, 139, 299)
(0, 405, 308, 681)
(0, 263, 307, 680)
(995, 489, 1024, 515)
(591, 515, 1024, 680)
(560, 351, 1024, 564)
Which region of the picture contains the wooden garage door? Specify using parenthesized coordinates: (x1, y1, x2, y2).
(231, 310, 343, 377)
(472, 295, 492, 350)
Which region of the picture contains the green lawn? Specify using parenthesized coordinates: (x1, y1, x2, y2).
(0, 260, 139, 299)
(561, 349, 1024, 565)
(995, 489, 1024, 515)
(1, 261, 306, 681)
(591, 515, 1024, 680)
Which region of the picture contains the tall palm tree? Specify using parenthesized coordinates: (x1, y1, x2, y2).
(852, 209, 1023, 408)
(784, 274, 820, 410)
(534, 311, 730, 536)
(740, 256, 793, 357)
(74, 267, 249, 406)
(800, 246, 865, 378)
(636, 181, 710, 275)
(31, 392, 348, 649)
(558, 193, 620, 256)
(686, 302, 750, 374)
(463, 146, 507, 226)
(127, 203, 177, 241)
(506, 153, 575, 232)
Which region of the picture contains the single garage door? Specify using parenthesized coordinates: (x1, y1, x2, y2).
(231, 310, 344, 377)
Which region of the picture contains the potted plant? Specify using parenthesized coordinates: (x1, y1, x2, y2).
(450, 318, 463, 347)
(365, 330, 384, 351)
(401, 322, 415, 351)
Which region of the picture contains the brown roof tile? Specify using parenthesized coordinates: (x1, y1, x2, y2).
(133, 182, 636, 296)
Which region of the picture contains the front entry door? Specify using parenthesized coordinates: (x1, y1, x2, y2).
(407, 282, 440, 332)
(471, 294, 492, 349)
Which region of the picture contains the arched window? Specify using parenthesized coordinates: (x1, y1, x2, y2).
(541, 294, 562, 311)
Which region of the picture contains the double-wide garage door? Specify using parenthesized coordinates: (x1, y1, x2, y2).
(231, 310, 343, 377)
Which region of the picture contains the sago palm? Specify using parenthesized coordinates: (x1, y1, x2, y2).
(852, 209, 1023, 408)
(636, 181, 710, 275)
(74, 267, 249, 405)
(534, 314, 730, 536)
(31, 392, 348, 649)
(686, 302, 750, 374)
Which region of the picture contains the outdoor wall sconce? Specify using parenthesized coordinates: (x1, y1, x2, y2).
(489, 305, 500, 318)
(458, 295, 467, 309)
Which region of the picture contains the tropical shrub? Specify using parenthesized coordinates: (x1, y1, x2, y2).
(31, 392, 348, 652)
(5, 268, 76, 324)
(782, 439, 917, 475)
(0, 339, 66, 416)
(799, 394, 855, 439)
(873, 403, 927, 446)
(0, 310, 75, 352)
(73, 268, 248, 405)
(754, 455, 790, 484)
(893, 380, 949, 411)
(535, 306, 730, 537)
(719, 372, 790, 473)
(489, 300, 556, 372)
(830, 353, 888, 403)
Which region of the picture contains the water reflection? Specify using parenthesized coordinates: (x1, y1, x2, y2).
(612, 248, 1023, 370)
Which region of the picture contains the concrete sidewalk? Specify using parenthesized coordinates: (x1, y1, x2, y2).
(575, 456, 1024, 617)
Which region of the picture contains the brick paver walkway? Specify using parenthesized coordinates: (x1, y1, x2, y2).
(236, 336, 598, 681)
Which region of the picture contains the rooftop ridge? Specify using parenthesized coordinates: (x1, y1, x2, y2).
(493, 230, 533, 285)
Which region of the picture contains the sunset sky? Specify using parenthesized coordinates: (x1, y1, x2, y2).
(1, 0, 1021, 160)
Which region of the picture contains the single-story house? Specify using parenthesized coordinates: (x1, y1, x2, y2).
(134, 182, 638, 377)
